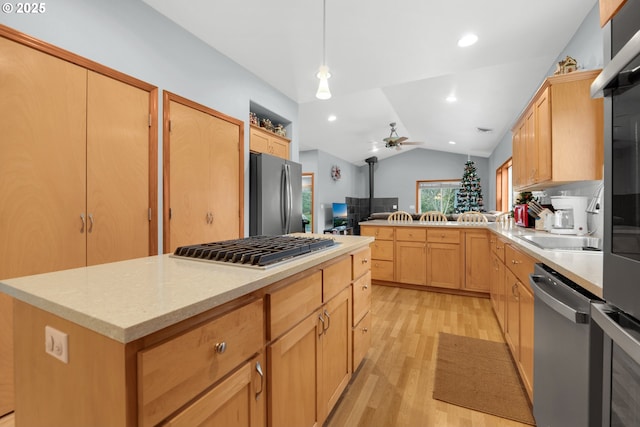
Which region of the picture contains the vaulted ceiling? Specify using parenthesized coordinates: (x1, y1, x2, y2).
(142, 0, 598, 165)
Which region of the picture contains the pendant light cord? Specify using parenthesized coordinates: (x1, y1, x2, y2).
(322, 0, 327, 65)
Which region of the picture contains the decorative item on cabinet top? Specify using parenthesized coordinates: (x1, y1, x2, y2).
(249, 112, 287, 137)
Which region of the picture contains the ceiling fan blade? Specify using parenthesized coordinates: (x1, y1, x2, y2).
(400, 141, 424, 146)
(395, 136, 408, 144)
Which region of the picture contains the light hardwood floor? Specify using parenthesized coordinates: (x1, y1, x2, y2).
(325, 285, 533, 427)
(0, 285, 532, 427)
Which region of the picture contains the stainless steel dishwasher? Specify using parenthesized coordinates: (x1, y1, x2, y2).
(530, 263, 604, 427)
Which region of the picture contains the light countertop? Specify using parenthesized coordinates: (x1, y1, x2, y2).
(0, 234, 373, 344)
(361, 220, 603, 297)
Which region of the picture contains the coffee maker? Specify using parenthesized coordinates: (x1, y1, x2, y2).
(547, 196, 588, 235)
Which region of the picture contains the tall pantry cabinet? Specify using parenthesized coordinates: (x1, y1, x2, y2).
(0, 29, 158, 417)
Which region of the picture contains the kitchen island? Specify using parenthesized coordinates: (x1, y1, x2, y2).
(0, 234, 374, 427)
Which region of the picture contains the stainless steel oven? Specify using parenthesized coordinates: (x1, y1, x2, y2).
(591, 0, 640, 425)
(591, 303, 640, 427)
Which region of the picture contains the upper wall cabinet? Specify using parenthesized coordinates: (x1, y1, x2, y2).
(599, 0, 627, 26)
(250, 124, 290, 160)
(512, 69, 603, 191)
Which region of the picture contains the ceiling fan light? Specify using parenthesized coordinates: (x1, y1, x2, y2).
(457, 33, 478, 47)
(316, 65, 332, 100)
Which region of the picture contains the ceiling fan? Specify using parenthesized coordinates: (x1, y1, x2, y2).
(382, 122, 423, 150)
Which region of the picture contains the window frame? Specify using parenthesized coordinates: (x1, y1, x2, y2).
(496, 158, 513, 212)
(415, 179, 461, 214)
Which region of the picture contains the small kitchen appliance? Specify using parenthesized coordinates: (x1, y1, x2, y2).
(548, 196, 588, 235)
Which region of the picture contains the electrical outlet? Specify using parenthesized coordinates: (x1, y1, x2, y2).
(45, 325, 68, 363)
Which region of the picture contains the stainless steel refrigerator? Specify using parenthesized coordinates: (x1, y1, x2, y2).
(250, 152, 303, 236)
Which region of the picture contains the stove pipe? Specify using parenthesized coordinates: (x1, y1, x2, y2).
(365, 156, 378, 217)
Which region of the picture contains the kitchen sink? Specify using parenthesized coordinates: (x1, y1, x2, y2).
(516, 235, 603, 251)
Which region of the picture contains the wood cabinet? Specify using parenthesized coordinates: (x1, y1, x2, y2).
(361, 225, 395, 281)
(352, 247, 372, 371)
(504, 244, 536, 400)
(250, 124, 290, 160)
(427, 229, 462, 289)
(1, 33, 157, 416)
(512, 69, 603, 191)
(138, 299, 264, 427)
(0, 294, 13, 418)
(267, 253, 359, 426)
(599, 0, 627, 26)
(464, 230, 491, 292)
(395, 228, 427, 285)
(161, 354, 265, 427)
(489, 236, 507, 331)
(164, 93, 243, 252)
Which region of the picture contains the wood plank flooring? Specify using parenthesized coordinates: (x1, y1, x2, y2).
(325, 285, 533, 427)
(0, 285, 533, 427)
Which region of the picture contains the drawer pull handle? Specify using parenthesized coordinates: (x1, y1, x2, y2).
(80, 214, 85, 233)
(318, 314, 325, 336)
(88, 213, 94, 233)
(362, 284, 369, 290)
(255, 361, 264, 401)
(323, 309, 331, 332)
(362, 258, 369, 264)
(213, 342, 227, 354)
(362, 327, 369, 333)
(511, 259, 522, 265)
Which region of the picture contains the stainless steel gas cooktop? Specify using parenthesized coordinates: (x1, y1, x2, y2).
(171, 235, 337, 268)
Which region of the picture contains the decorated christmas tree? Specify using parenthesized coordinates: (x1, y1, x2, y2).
(455, 160, 484, 213)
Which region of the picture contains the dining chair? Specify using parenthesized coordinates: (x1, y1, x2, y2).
(387, 211, 414, 223)
(457, 211, 488, 224)
(419, 211, 448, 222)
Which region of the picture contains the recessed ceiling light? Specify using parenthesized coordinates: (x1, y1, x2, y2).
(446, 95, 457, 103)
(328, 115, 337, 122)
(448, 141, 456, 145)
(371, 147, 379, 152)
(457, 33, 478, 47)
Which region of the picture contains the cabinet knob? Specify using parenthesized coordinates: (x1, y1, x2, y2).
(213, 342, 227, 354)
(362, 258, 369, 264)
(511, 259, 521, 265)
(361, 327, 369, 333)
(362, 284, 369, 290)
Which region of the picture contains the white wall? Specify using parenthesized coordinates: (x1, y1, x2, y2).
(1, 0, 299, 244)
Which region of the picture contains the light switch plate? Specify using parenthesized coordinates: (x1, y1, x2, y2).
(45, 325, 68, 363)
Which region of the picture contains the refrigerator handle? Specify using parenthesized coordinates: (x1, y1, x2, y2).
(285, 164, 293, 233)
(281, 164, 287, 233)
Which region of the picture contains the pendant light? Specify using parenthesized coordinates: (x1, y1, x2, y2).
(316, 0, 331, 100)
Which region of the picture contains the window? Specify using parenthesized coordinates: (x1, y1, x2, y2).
(415, 180, 460, 214)
(302, 173, 314, 233)
(496, 158, 513, 212)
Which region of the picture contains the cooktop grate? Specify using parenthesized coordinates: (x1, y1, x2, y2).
(172, 235, 336, 267)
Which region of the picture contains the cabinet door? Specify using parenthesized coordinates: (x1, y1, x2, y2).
(395, 241, 426, 285)
(490, 254, 506, 332)
(464, 231, 491, 292)
(162, 354, 265, 427)
(209, 115, 241, 242)
(599, 0, 627, 26)
(268, 311, 322, 427)
(427, 243, 461, 289)
(249, 128, 269, 153)
(534, 87, 552, 184)
(519, 284, 534, 399)
(168, 100, 213, 251)
(321, 287, 351, 420)
(0, 294, 13, 417)
(524, 108, 536, 185)
(86, 71, 150, 265)
(269, 138, 289, 159)
(512, 119, 526, 189)
(504, 269, 520, 359)
(0, 37, 87, 279)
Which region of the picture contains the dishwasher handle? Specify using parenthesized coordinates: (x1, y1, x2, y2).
(530, 274, 589, 324)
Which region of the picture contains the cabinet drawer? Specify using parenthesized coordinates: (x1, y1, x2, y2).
(371, 240, 394, 261)
(361, 226, 394, 240)
(352, 271, 371, 326)
(505, 244, 537, 289)
(323, 256, 351, 302)
(395, 228, 426, 242)
(427, 229, 460, 244)
(352, 247, 371, 280)
(138, 299, 264, 427)
(353, 312, 371, 371)
(267, 271, 322, 340)
(371, 260, 394, 281)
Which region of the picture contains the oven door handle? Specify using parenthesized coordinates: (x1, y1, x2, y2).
(591, 302, 640, 366)
(591, 29, 640, 98)
(530, 274, 589, 323)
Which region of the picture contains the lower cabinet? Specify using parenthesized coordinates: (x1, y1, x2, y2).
(426, 242, 461, 289)
(395, 241, 426, 285)
(268, 309, 323, 427)
(464, 230, 491, 292)
(162, 354, 265, 427)
(489, 251, 506, 331)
